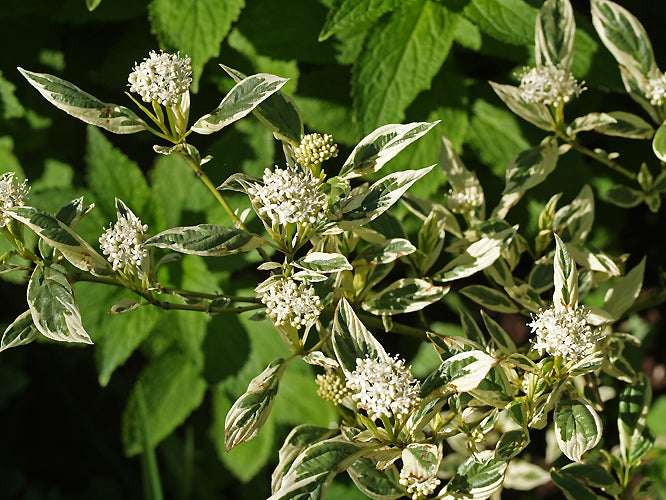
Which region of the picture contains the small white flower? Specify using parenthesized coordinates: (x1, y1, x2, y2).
(528, 304, 599, 362)
(646, 72, 666, 106)
(99, 211, 148, 273)
(316, 372, 351, 405)
(446, 189, 483, 214)
(260, 277, 323, 329)
(294, 133, 338, 167)
(128, 50, 192, 107)
(347, 355, 420, 421)
(0, 172, 29, 229)
(247, 166, 326, 228)
(518, 65, 585, 105)
(399, 469, 441, 500)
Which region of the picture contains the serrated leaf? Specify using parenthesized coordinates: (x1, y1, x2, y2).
(591, 0, 657, 80)
(463, 0, 536, 45)
(145, 224, 268, 256)
(221, 65, 303, 145)
(18, 68, 147, 134)
(192, 73, 289, 134)
(122, 351, 207, 456)
(347, 459, 403, 499)
(225, 359, 285, 451)
(603, 257, 645, 320)
(332, 297, 388, 375)
(554, 398, 603, 462)
(149, 0, 245, 88)
(339, 122, 438, 179)
(362, 278, 448, 316)
(0, 310, 39, 352)
(594, 111, 654, 139)
(421, 350, 496, 397)
(319, 0, 403, 41)
(338, 166, 433, 230)
(489, 82, 553, 131)
(352, 0, 456, 135)
(293, 252, 352, 274)
(536, 0, 575, 69)
(504, 136, 559, 195)
(460, 285, 519, 313)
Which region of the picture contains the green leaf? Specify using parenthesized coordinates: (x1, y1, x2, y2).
(652, 121, 666, 162)
(550, 469, 598, 500)
(489, 82, 553, 131)
(594, 111, 654, 139)
(496, 428, 530, 460)
(591, 0, 657, 80)
(224, 359, 284, 451)
(27, 263, 91, 344)
(338, 166, 434, 230)
(149, 0, 245, 88)
(145, 224, 268, 256)
(566, 112, 618, 137)
(122, 351, 207, 456)
(192, 73, 289, 134)
(221, 65, 303, 145)
(86, 0, 102, 10)
(554, 398, 603, 462)
(444, 451, 507, 497)
(18, 68, 147, 134)
(606, 184, 644, 208)
(602, 257, 645, 320)
(481, 310, 516, 355)
(332, 297, 388, 375)
(535, 0, 575, 69)
(339, 122, 438, 179)
(352, 0, 456, 135)
(421, 350, 496, 396)
(0, 70, 25, 119)
(0, 310, 39, 352)
(460, 285, 519, 313)
(319, 0, 404, 41)
(293, 252, 352, 274)
(569, 242, 621, 276)
(347, 459, 402, 499)
(553, 234, 578, 307)
(355, 238, 416, 266)
(440, 135, 483, 196)
(561, 462, 621, 494)
(619, 373, 653, 465)
(414, 206, 447, 274)
(503, 136, 559, 195)
(362, 278, 449, 315)
(463, 0, 537, 45)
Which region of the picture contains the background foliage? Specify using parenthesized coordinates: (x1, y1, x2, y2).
(1, 0, 665, 498)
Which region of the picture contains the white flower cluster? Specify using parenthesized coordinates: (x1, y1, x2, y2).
(447, 189, 483, 213)
(347, 355, 420, 420)
(316, 372, 351, 405)
(518, 65, 585, 105)
(528, 304, 598, 362)
(646, 72, 666, 106)
(99, 212, 148, 272)
(399, 470, 441, 500)
(247, 166, 327, 228)
(293, 133, 338, 167)
(0, 172, 29, 229)
(128, 50, 192, 107)
(260, 277, 323, 329)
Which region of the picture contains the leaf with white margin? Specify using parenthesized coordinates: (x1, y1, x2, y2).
(460, 285, 519, 314)
(569, 242, 621, 276)
(489, 82, 554, 131)
(361, 278, 449, 316)
(595, 111, 654, 139)
(332, 297, 388, 375)
(402, 443, 441, 478)
(439, 135, 483, 195)
(653, 121, 666, 162)
(268, 437, 361, 499)
(435, 227, 515, 283)
(503, 461, 550, 491)
(354, 238, 416, 265)
(535, 0, 575, 69)
(440, 450, 507, 498)
(339, 122, 438, 179)
(553, 234, 578, 308)
(347, 458, 403, 500)
(192, 73, 289, 134)
(27, 263, 92, 344)
(18, 68, 147, 134)
(301, 351, 339, 369)
(420, 350, 496, 397)
(618, 373, 653, 465)
(293, 252, 352, 274)
(8, 206, 110, 275)
(145, 224, 269, 256)
(566, 112, 617, 137)
(503, 136, 559, 195)
(602, 257, 645, 320)
(481, 310, 516, 355)
(553, 185, 594, 243)
(591, 0, 657, 80)
(225, 359, 285, 451)
(554, 398, 602, 462)
(0, 310, 39, 351)
(338, 166, 434, 230)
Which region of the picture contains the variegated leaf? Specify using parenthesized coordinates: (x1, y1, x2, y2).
(503, 136, 559, 195)
(441, 451, 507, 498)
(420, 350, 496, 397)
(192, 73, 289, 134)
(535, 0, 576, 69)
(602, 257, 645, 320)
(402, 443, 441, 480)
(145, 224, 268, 256)
(554, 398, 602, 462)
(347, 459, 403, 500)
(566, 112, 617, 137)
(18, 68, 147, 134)
(553, 234, 578, 308)
(293, 252, 352, 274)
(0, 310, 39, 351)
(489, 82, 554, 131)
(553, 185, 594, 243)
(354, 238, 416, 266)
(361, 278, 449, 316)
(593, 111, 654, 139)
(460, 285, 519, 313)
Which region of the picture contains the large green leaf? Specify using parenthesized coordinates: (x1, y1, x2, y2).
(352, 0, 456, 135)
(122, 351, 207, 456)
(27, 263, 91, 344)
(463, 0, 537, 45)
(18, 68, 147, 134)
(149, 0, 245, 87)
(145, 224, 268, 256)
(319, 0, 404, 41)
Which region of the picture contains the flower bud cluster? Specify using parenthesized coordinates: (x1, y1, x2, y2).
(399, 470, 441, 500)
(316, 372, 351, 405)
(247, 166, 327, 228)
(128, 50, 192, 107)
(293, 133, 338, 167)
(0, 172, 29, 229)
(528, 304, 598, 362)
(260, 277, 323, 329)
(446, 189, 483, 213)
(518, 65, 585, 105)
(347, 355, 420, 420)
(646, 72, 666, 106)
(99, 212, 148, 273)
